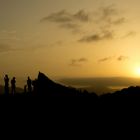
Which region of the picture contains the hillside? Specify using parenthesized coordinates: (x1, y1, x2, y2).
(32, 72, 97, 97)
(1, 72, 140, 98)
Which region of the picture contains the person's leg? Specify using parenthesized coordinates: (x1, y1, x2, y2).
(14, 86, 16, 94)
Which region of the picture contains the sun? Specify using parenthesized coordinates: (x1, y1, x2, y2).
(134, 66, 140, 77)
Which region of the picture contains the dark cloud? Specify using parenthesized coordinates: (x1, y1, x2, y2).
(78, 5, 126, 43)
(99, 5, 125, 25)
(101, 5, 118, 19)
(40, 9, 90, 32)
(41, 9, 89, 23)
(70, 59, 80, 67)
(79, 34, 101, 42)
(98, 57, 113, 62)
(41, 10, 72, 23)
(41, 5, 129, 43)
(117, 56, 129, 61)
(70, 58, 88, 66)
(79, 30, 114, 43)
(73, 10, 89, 22)
(78, 58, 88, 62)
(59, 23, 79, 29)
(98, 56, 129, 62)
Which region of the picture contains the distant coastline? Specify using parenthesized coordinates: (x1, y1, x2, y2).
(59, 77, 140, 95)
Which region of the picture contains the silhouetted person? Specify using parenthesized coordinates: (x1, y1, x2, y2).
(24, 85, 27, 94)
(11, 77, 16, 95)
(4, 75, 9, 95)
(27, 77, 32, 93)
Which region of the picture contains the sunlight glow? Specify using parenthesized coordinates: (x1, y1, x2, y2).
(134, 66, 140, 77)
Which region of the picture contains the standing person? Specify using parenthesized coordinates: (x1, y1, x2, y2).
(27, 77, 32, 93)
(24, 85, 27, 94)
(4, 75, 9, 95)
(11, 77, 16, 95)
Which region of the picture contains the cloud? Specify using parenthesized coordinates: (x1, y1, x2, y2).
(78, 5, 126, 43)
(41, 5, 129, 43)
(70, 59, 80, 67)
(99, 5, 126, 25)
(41, 10, 72, 23)
(41, 9, 89, 23)
(123, 31, 136, 38)
(78, 58, 88, 62)
(79, 34, 101, 42)
(101, 5, 117, 19)
(70, 58, 88, 66)
(98, 56, 129, 62)
(98, 57, 113, 62)
(113, 18, 126, 25)
(40, 9, 90, 33)
(117, 56, 129, 61)
(79, 5, 126, 43)
(73, 10, 89, 22)
(59, 23, 79, 29)
(79, 30, 114, 43)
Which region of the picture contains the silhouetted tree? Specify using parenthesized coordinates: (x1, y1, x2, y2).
(4, 75, 9, 95)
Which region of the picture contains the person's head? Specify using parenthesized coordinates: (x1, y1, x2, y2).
(13, 77, 16, 80)
(5, 75, 8, 78)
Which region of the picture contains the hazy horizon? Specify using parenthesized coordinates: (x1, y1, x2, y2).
(1, 0, 140, 90)
(59, 76, 140, 95)
(1, 73, 140, 95)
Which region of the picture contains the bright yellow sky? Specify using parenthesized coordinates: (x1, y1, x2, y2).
(0, 0, 140, 79)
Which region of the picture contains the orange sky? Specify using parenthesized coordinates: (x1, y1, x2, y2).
(0, 0, 140, 80)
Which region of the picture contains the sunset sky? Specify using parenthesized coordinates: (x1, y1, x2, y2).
(0, 0, 140, 80)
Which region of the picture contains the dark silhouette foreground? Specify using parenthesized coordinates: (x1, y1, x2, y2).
(2, 72, 140, 100)
(11, 77, 16, 95)
(32, 72, 97, 97)
(27, 76, 32, 93)
(4, 75, 9, 95)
